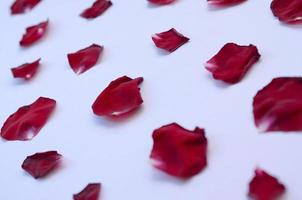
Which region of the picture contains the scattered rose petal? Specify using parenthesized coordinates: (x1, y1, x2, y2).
(150, 123, 207, 179)
(148, 0, 175, 5)
(67, 44, 103, 74)
(207, 0, 246, 6)
(22, 151, 62, 179)
(11, 58, 40, 80)
(271, 0, 302, 23)
(0, 97, 56, 141)
(205, 43, 260, 84)
(74, 183, 101, 200)
(92, 76, 143, 117)
(152, 28, 189, 53)
(248, 168, 286, 200)
(20, 20, 48, 47)
(11, 0, 41, 14)
(253, 77, 302, 132)
(80, 0, 112, 19)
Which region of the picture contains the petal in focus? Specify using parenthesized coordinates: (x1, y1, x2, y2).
(67, 44, 103, 74)
(205, 43, 260, 84)
(11, 58, 41, 80)
(73, 183, 101, 200)
(148, 0, 175, 5)
(152, 28, 189, 53)
(207, 0, 246, 6)
(150, 123, 208, 179)
(92, 76, 144, 117)
(20, 20, 48, 47)
(0, 97, 56, 141)
(248, 168, 286, 200)
(271, 0, 302, 23)
(22, 151, 62, 179)
(11, 0, 41, 14)
(253, 77, 302, 132)
(80, 0, 112, 19)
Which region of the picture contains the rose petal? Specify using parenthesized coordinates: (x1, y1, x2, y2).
(11, 0, 41, 15)
(92, 76, 143, 117)
(205, 43, 260, 84)
(20, 20, 48, 47)
(150, 123, 207, 179)
(80, 0, 112, 19)
(22, 151, 62, 179)
(73, 183, 101, 200)
(248, 168, 286, 200)
(152, 28, 189, 53)
(253, 77, 302, 132)
(11, 58, 40, 80)
(207, 0, 246, 6)
(0, 97, 56, 141)
(148, 0, 175, 5)
(67, 44, 103, 74)
(271, 0, 302, 23)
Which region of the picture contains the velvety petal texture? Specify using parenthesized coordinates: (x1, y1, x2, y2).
(150, 123, 208, 179)
(11, 58, 40, 80)
(271, 0, 302, 23)
(22, 151, 62, 179)
(205, 43, 260, 84)
(67, 44, 103, 74)
(0, 97, 56, 141)
(148, 0, 175, 5)
(80, 0, 112, 19)
(152, 28, 189, 52)
(92, 76, 143, 117)
(20, 20, 48, 47)
(207, 0, 246, 5)
(74, 183, 101, 200)
(248, 168, 286, 200)
(11, 0, 41, 14)
(253, 77, 302, 132)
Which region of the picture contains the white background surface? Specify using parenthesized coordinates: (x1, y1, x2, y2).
(0, 0, 302, 199)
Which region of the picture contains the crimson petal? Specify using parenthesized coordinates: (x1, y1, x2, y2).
(20, 20, 48, 47)
(11, 0, 41, 14)
(152, 28, 189, 53)
(248, 168, 286, 200)
(205, 43, 260, 84)
(207, 0, 246, 6)
(80, 0, 112, 19)
(92, 76, 143, 117)
(67, 44, 103, 74)
(148, 0, 175, 5)
(74, 183, 101, 200)
(271, 0, 302, 23)
(253, 77, 302, 132)
(150, 123, 207, 179)
(22, 151, 62, 179)
(11, 58, 40, 80)
(1, 97, 56, 141)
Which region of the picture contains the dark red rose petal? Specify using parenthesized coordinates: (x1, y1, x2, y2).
(205, 43, 260, 84)
(150, 123, 207, 179)
(11, 58, 40, 80)
(152, 28, 189, 53)
(248, 168, 286, 200)
(92, 76, 143, 117)
(253, 77, 302, 132)
(80, 0, 112, 19)
(22, 151, 62, 179)
(0, 97, 56, 141)
(271, 0, 302, 23)
(207, 0, 246, 6)
(20, 20, 48, 47)
(148, 0, 175, 5)
(67, 44, 103, 74)
(74, 183, 101, 200)
(11, 0, 41, 14)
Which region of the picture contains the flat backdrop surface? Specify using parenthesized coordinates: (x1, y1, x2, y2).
(0, 0, 302, 199)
